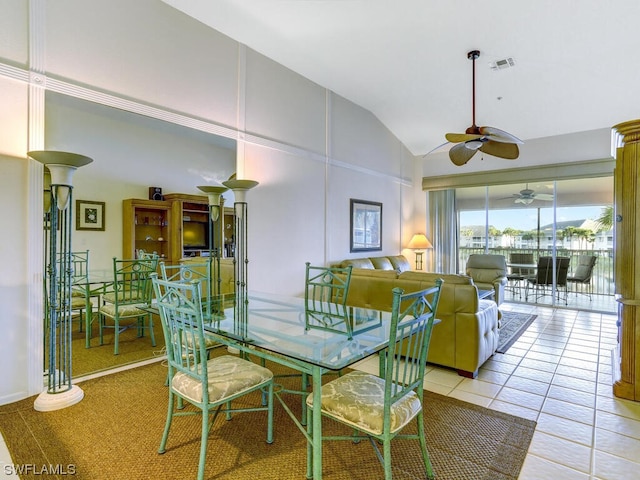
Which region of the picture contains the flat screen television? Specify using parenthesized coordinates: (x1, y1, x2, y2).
(183, 221, 208, 249)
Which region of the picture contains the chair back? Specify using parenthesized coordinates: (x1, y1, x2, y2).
(570, 255, 597, 283)
(151, 274, 210, 392)
(535, 256, 571, 286)
(109, 257, 156, 307)
(465, 254, 507, 281)
(384, 280, 443, 409)
(509, 252, 534, 276)
(159, 260, 217, 321)
(304, 262, 353, 338)
(556, 257, 570, 286)
(60, 250, 89, 284)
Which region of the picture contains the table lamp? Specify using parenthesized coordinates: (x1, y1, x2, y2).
(407, 233, 433, 270)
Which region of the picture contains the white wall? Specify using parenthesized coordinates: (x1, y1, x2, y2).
(0, 0, 419, 404)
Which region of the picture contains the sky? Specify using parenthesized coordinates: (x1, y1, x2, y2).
(460, 205, 608, 232)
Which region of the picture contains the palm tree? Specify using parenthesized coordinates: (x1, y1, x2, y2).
(595, 205, 614, 232)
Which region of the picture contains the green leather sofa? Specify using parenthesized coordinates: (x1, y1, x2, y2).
(337, 255, 499, 378)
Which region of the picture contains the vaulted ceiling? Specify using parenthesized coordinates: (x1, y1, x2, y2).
(162, 0, 640, 165)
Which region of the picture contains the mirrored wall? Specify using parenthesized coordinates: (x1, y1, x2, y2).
(43, 91, 237, 377)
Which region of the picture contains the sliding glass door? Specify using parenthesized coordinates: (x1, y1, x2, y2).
(457, 177, 614, 312)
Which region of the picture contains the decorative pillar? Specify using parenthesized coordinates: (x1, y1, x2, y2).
(221, 179, 258, 338)
(612, 119, 640, 402)
(30, 150, 93, 411)
(197, 185, 228, 319)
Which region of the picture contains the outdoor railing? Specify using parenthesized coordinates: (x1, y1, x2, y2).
(460, 247, 615, 297)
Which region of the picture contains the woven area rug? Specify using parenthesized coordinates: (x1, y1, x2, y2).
(497, 311, 537, 354)
(0, 356, 535, 480)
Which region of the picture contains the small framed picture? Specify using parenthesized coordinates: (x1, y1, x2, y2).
(76, 200, 105, 231)
(350, 199, 382, 252)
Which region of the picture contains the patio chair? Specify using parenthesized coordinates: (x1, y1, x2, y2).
(305, 280, 443, 480)
(465, 254, 507, 304)
(525, 256, 570, 305)
(506, 252, 535, 299)
(151, 274, 274, 480)
(567, 255, 597, 301)
(98, 257, 158, 354)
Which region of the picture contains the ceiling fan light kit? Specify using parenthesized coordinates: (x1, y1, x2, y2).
(445, 50, 523, 166)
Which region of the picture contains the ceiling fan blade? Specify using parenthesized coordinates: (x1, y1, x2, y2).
(422, 141, 451, 157)
(478, 126, 524, 144)
(535, 193, 555, 200)
(479, 140, 520, 159)
(449, 142, 478, 166)
(445, 132, 483, 143)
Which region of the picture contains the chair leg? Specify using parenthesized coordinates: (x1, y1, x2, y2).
(383, 439, 392, 480)
(306, 404, 313, 479)
(417, 413, 435, 480)
(158, 389, 175, 454)
(148, 313, 156, 347)
(266, 381, 274, 444)
(114, 317, 120, 355)
(197, 404, 209, 480)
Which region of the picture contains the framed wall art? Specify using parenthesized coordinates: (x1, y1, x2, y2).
(350, 199, 382, 252)
(76, 200, 105, 231)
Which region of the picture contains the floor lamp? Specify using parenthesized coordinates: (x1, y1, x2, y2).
(221, 179, 259, 338)
(197, 185, 228, 319)
(407, 233, 433, 270)
(30, 150, 93, 412)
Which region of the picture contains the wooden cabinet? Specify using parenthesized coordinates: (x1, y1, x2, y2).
(122, 198, 177, 261)
(123, 194, 235, 264)
(612, 119, 640, 402)
(164, 193, 211, 259)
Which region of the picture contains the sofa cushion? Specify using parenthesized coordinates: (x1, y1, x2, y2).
(387, 255, 411, 273)
(398, 271, 472, 285)
(369, 256, 394, 270)
(350, 269, 398, 280)
(341, 258, 375, 269)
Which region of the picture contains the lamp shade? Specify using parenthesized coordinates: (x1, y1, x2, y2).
(29, 151, 93, 210)
(197, 185, 228, 221)
(407, 233, 433, 250)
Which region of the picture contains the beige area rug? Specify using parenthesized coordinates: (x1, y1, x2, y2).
(1, 353, 535, 480)
(68, 313, 167, 377)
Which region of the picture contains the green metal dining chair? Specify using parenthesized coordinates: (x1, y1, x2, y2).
(266, 262, 354, 423)
(98, 257, 157, 354)
(304, 262, 354, 338)
(54, 250, 91, 332)
(306, 279, 443, 480)
(151, 274, 274, 480)
(159, 260, 222, 360)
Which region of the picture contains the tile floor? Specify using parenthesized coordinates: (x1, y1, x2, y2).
(2, 297, 638, 479)
(353, 299, 640, 480)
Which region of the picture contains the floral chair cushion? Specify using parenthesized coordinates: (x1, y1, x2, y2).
(306, 370, 421, 435)
(172, 354, 273, 404)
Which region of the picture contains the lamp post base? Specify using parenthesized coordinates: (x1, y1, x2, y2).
(34, 385, 84, 412)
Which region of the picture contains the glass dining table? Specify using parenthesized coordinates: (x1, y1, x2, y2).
(201, 291, 395, 480)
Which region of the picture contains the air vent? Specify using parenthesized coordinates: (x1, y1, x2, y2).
(489, 57, 515, 71)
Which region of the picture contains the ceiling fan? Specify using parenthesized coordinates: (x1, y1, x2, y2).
(446, 50, 523, 166)
(505, 184, 554, 205)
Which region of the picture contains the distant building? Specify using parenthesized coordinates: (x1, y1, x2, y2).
(460, 219, 613, 251)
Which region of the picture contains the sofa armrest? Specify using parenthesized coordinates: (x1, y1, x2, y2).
(453, 299, 499, 377)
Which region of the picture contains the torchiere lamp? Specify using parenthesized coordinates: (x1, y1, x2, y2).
(197, 184, 228, 318)
(30, 150, 93, 411)
(407, 233, 433, 270)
